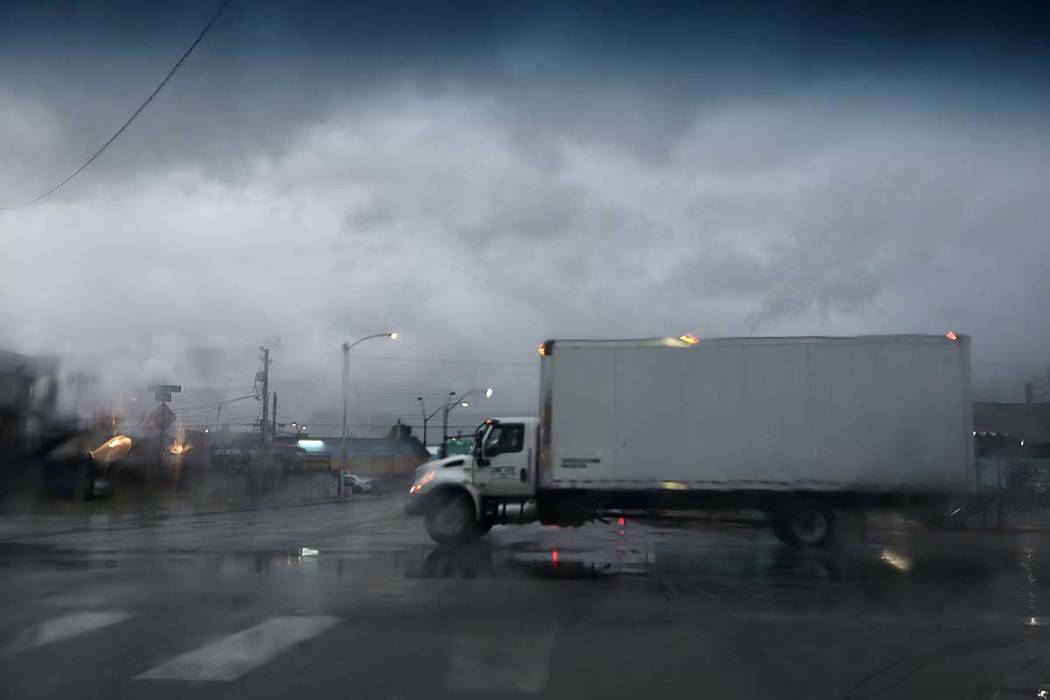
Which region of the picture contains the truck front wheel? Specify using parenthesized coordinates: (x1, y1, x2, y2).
(425, 492, 481, 544)
(773, 500, 835, 548)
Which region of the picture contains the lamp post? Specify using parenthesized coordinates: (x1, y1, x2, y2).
(418, 397, 449, 458)
(441, 387, 493, 457)
(215, 393, 259, 432)
(341, 332, 398, 473)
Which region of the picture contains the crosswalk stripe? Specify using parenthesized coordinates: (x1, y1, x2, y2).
(135, 615, 339, 682)
(5, 610, 134, 653)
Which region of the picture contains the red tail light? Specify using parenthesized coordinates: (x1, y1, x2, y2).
(945, 331, 958, 341)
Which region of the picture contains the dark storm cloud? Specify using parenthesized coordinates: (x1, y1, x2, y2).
(3, 0, 1048, 173)
(1, 0, 1050, 428)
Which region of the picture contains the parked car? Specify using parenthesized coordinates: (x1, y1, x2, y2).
(342, 473, 373, 494)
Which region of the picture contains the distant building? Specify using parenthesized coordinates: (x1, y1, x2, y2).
(276, 422, 429, 475)
(973, 402, 1050, 458)
(0, 349, 59, 453)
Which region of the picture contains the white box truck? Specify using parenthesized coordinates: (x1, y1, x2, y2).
(405, 334, 975, 546)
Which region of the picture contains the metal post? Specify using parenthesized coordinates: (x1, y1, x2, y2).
(260, 348, 270, 440)
(338, 332, 398, 491)
(442, 391, 454, 457)
(271, 392, 277, 439)
(341, 342, 349, 473)
(342, 346, 350, 470)
(417, 397, 427, 448)
(441, 405, 448, 456)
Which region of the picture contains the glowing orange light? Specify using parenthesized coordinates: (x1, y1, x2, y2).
(679, 333, 700, 345)
(168, 442, 192, 456)
(537, 344, 547, 358)
(89, 435, 132, 464)
(945, 331, 958, 341)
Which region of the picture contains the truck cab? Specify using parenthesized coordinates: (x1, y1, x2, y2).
(405, 417, 540, 543)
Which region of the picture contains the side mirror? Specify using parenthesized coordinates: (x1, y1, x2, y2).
(473, 441, 490, 467)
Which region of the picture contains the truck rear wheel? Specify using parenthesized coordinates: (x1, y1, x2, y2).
(773, 500, 835, 548)
(425, 492, 481, 544)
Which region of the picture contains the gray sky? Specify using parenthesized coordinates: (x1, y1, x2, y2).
(2, 1, 1049, 435)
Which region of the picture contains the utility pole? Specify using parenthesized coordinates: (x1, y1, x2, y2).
(258, 347, 270, 442)
(442, 391, 455, 457)
(417, 397, 428, 447)
(271, 392, 277, 439)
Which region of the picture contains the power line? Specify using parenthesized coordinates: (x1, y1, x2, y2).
(1, 0, 232, 210)
(351, 354, 536, 368)
(170, 387, 257, 402)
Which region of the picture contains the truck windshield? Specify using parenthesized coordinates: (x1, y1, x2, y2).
(482, 424, 524, 455)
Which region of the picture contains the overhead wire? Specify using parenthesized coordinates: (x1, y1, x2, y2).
(1, 0, 233, 210)
(350, 354, 536, 368)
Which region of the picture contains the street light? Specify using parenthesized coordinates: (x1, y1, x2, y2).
(215, 393, 259, 432)
(341, 332, 398, 473)
(441, 387, 493, 456)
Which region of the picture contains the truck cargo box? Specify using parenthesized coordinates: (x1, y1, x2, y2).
(539, 335, 974, 495)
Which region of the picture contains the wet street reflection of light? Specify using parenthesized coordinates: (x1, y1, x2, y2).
(879, 549, 912, 573)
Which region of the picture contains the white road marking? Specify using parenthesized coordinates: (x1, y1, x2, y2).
(135, 615, 339, 682)
(447, 627, 557, 694)
(5, 610, 134, 653)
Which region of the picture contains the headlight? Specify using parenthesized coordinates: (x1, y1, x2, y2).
(409, 470, 436, 494)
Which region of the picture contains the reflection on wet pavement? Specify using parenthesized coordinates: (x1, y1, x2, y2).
(6, 500, 1050, 699)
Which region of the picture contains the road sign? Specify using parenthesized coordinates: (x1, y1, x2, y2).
(148, 384, 181, 401)
(143, 403, 176, 432)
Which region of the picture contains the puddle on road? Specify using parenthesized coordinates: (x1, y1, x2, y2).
(400, 543, 651, 581)
(0, 520, 1040, 621)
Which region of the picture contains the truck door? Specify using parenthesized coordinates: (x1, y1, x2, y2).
(475, 422, 534, 498)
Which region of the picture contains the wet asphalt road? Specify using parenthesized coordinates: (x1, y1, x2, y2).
(2, 497, 1050, 699)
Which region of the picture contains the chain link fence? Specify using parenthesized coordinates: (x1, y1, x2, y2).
(974, 458, 1050, 529)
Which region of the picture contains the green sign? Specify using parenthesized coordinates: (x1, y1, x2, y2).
(148, 384, 181, 402)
